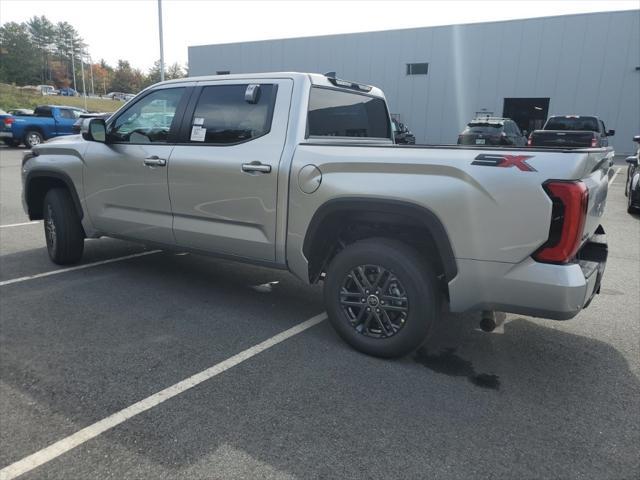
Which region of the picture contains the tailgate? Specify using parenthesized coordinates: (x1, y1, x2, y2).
(581, 151, 610, 244)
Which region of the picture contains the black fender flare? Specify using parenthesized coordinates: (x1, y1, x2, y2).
(302, 197, 457, 282)
(24, 169, 84, 220)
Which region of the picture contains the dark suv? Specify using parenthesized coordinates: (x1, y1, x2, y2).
(457, 117, 527, 147)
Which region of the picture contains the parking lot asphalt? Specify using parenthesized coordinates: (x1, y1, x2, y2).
(0, 147, 638, 480)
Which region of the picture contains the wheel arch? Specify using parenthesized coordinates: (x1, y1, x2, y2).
(25, 170, 84, 221)
(23, 126, 46, 141)
(302, 197, 457, 286)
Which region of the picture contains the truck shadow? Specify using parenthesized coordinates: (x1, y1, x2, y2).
(1, 249, 638, 478)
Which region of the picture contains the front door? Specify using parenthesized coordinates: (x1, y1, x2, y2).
(83, 87, 187, 244)
(169, 79, 293, 261)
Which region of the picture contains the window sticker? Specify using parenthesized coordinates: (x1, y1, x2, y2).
(193, 117, 205, 126)
(190, 125, 206, 142)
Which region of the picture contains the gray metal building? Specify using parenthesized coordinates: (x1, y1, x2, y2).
(189, 10, 640, 153)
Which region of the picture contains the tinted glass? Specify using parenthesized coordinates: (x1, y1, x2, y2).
(59, 109, 81, 119)
(110, 88, 184, 143)
(34, 107, 52, 118)
(463, 123, 503, 134)
(189, 84, 276, 144)
(308, 87, 390, 139)
(544, 117, 599, 132)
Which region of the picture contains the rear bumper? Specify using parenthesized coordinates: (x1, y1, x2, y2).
(0, 131, 14, 139)
(448, 227, 607, 319)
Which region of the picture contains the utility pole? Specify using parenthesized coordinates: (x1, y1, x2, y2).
(80, 52, 87, 110)
(158, 0, 165, 82)
(88, 53, 95, 96)
(70, 39, 77, 92)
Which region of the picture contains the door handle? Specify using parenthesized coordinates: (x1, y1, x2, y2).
(144, 156, 166, 167)
(242, 162, 271, 174)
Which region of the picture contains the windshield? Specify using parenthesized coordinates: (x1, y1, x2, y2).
(544, 117, 599, 132)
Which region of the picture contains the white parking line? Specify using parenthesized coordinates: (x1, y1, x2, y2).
(0, 250, 161, 287)
(0, 221, 40, 229)
(609, 167, 622, 186)
(0, 313, 327, 480)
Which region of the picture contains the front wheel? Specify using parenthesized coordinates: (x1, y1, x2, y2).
(323, 238, 440, 358)
(43, 188, 84, 264)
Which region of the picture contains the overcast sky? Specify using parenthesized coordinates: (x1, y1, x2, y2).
(2, 0, 637, 72)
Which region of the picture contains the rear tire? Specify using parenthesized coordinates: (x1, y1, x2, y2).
(43, 188, 84, 264)
(24, 130, 44, 148)
(323, 238, 440, 358)
(628, 185, 639, 214)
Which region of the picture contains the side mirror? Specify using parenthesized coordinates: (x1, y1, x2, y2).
(633, 135, 640, 144)
(82, 118, 106, 143)
(626, 156, 639, 165)
(606, 129, 615, 136)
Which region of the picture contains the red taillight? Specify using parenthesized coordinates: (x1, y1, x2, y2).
(533, 180, 589, 264)
(527, 135, 532, 146)
(3, 117, 14, 127)
(590, 136, 598, 147)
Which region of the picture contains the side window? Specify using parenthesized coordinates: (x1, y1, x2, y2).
(58, 109, 78, 119)
(188, 84, 276, 144)
(34, 107, 53, 118)
(307, 87, 391, 139)
(109, 88, 185, 143)
(600, 120, 606, 135)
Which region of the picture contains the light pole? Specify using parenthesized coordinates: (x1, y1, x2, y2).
(88, 52, 95, 96)
(69, 39, 77, 92)
(80, 51, 87, 110)
(158, 0, 165, 82)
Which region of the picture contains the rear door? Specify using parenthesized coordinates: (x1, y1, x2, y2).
(55, 108, 81, 136)
(169, 78, 293, 261)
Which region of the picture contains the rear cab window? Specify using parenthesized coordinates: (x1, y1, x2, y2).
(463, 122, 503, 134)
(307, 87, 391, 140)
(544, 116, 599, 132)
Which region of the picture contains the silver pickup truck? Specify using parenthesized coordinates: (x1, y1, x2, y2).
(21, 72, 611, 358)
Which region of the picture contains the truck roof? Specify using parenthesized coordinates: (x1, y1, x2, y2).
(154, 71, 386, 98)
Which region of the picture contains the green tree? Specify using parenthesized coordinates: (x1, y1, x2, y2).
(166, 62, 185, 80)
(53, 21, 85, 90)
(26, 15, 56, 83)
(111, 59, 136, 92)
(0, 22, 41, 85)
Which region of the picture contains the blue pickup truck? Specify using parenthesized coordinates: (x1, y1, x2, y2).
(0, 105, 86, 148)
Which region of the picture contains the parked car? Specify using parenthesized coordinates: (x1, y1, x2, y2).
(392, 118, 416, 144)
(625, 135, 640, 213)
(72, 112, 113, 133)
(457, 117, 527, 146)
(37, 85, 57, 96)
(22, 72, 610, 358)
(58, 87, 78, 97)
(7, 108, 34, 116)
(0, 105, 86, 148)
(105, 92, 132, 101)
(528, 115, 614, 148)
